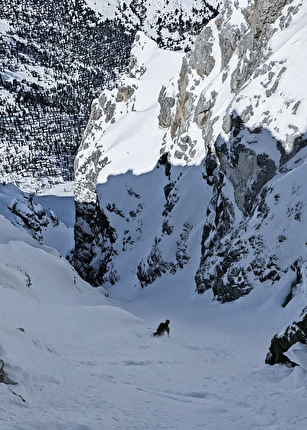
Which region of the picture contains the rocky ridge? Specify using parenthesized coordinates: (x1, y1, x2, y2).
(0, 182, 73, 250)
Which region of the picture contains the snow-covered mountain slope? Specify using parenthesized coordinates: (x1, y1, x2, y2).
(2, 0, 307, 426)
(74, 32, 185, 203)
(1, 201, 307, 429)
(77, 0, 307, 193)
(0, 0, 218, 192)
(73, 0, 307, 364)
(162, 0, 307, 165)
(0, 182, 75, 257)
(86, 0, 218, 50)
(74, 0, 307, 287)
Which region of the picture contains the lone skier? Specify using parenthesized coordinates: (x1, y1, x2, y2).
(0, 359, 4, 383)
(153, 319, 170, 337)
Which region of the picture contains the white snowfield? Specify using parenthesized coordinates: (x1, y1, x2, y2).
(0, 208, 307, 430)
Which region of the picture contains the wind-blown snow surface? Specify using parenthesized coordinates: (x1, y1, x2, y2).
(1, 191, 307, 429)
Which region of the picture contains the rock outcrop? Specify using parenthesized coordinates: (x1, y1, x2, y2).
(266, 306, 307, 367)
(0, 183, 63, 243)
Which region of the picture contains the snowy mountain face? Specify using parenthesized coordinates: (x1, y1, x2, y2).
(0, 182, 75, 256)
(2, 1, 307, 426)
(73, 0, 307, 364)
(0, 0, 217, 192)
(2, 203, 307, 429)
(111, 0, 218, 50)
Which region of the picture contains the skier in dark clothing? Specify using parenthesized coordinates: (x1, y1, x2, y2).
(153, 319, 170, 337)
(0, 359, 4, 383)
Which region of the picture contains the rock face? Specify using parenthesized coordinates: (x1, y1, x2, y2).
(0, 183, 72, 251)
(155, 0, 307, 305)
(72, 200, 118, 286)
(195, 133, 307, 303)
(266, 304, 307, 366)
(159, 0, 305, 161)
(73, 0, 307, 362)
